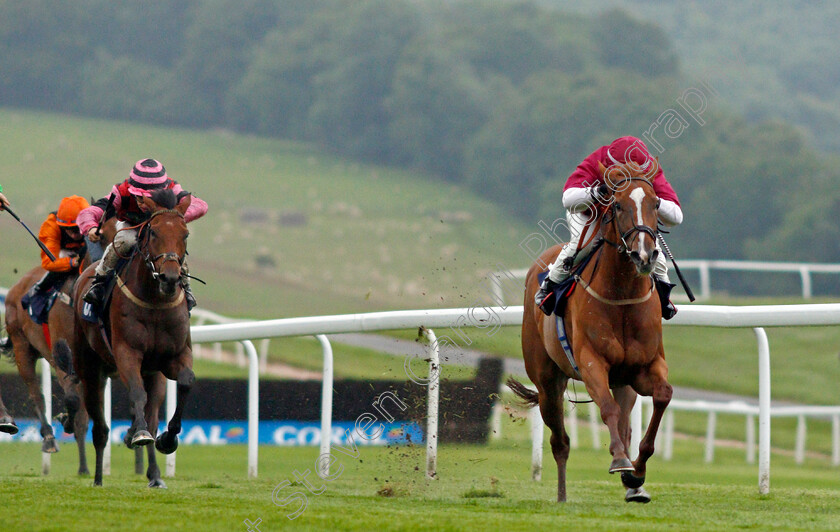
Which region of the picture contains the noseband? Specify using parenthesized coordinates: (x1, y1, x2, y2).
(138, 209, 187, 282)
(601, 178, 657, 254)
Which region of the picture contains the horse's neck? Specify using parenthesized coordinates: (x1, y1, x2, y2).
(122, 252, 168, 303)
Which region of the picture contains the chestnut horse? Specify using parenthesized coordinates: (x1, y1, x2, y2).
(509, 161, 673, 503)
(1, 218, 117, 473)
(61, 189, 195, 487)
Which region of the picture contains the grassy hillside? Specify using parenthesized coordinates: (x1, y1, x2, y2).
(0, 109, 533, 317)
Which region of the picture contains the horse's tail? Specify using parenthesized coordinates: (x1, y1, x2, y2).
(506, 377, 540, 408)
(54, 340, 74, 377)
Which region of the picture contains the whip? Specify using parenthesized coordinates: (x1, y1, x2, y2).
(3, 206, 57, 261)
(657, 231, 695, 302)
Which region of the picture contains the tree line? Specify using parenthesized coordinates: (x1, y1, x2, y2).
(1, 0, 838, 264)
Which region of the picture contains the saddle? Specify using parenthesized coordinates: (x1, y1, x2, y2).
(21, 272, 75, 325)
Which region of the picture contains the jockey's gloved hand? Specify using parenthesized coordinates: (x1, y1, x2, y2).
(588, 184, 609, 205)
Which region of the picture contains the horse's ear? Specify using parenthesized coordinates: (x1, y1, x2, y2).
(176, 194, 192, 216)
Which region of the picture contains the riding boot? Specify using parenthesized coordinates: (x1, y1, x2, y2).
(32, 272, 58, 294)
(82, 273, 111, 308)
(653, 277, 678, 320)
(535, 277, 560, 316)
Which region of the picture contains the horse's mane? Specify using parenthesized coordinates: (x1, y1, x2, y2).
(149, 188, 178, 210)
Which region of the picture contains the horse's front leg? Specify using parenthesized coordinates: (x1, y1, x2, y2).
(143, 372, 167, 488)
(155, 350, 194, 455)
(15, 347, 58, 453)
(114, 345, 153, 448)
(630, 356, 672, 478)
(577, 347, 633, 473)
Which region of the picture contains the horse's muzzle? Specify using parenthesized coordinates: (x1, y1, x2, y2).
(629, 249, 658, 276)
(157, 271, 180, 296)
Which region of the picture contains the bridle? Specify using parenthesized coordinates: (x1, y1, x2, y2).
(600, 177, 657, 254)
(135, 209, 187, 282)
(572, 177, 657, 306)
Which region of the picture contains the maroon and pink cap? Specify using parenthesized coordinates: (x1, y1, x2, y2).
(606, 136, 653, 171)
(128, 158, 172, 197)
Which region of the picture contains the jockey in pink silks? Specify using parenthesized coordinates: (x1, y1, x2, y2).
(535, 136, 683, 319)
(77, 158, 208, 310)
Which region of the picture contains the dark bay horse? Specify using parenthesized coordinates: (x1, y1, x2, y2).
(509, 161, 673, 503)
(63, 189, 195, 487)
(1, 218, 117, 473)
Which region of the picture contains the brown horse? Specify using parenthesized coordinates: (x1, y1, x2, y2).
(61, 189, 195, 487)
(509, 161, 673, 503)
(1, 218, 117, 473)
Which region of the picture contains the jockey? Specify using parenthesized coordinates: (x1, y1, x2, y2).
(77, 158, 208, 310)
(535, 136, 684, 319)
(32, 195, 90, 294)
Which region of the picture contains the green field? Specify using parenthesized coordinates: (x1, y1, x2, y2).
(1, 413, 839, 531)
(0, 108, 532, 318)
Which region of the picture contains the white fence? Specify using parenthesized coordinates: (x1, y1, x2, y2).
(10, 299, 840, 495)
(500, 259, 840, 301)
(494, 390, 840, 482)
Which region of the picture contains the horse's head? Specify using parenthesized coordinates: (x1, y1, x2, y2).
(137, 189, 190, 297)
(597, 160, 660, 276)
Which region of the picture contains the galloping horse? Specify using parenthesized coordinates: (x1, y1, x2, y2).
(509, 161, 673, 503)
(62, 189, 195, 487)
(1, 218, 116, 473)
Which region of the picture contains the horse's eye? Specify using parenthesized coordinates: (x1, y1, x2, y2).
(615, 204, 622, 211)
(149, 229, 157, 239)
(184, 233, 189, 240)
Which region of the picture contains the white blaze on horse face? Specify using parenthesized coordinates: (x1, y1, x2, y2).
(629, 187, 648, 258)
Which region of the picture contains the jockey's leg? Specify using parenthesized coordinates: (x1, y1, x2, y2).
(535, 211, 588, 314)
(179, 259, 196, 311)
(83, 222, 137, 307)
(652, 242, 677, 320)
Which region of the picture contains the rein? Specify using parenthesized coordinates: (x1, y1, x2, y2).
(114, 208, 187, 308)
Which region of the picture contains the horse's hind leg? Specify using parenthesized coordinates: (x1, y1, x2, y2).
(143, 373, 167, 488)
(73, 399, 90, 475)
(15, 347, 58, 453)
(537, 370, 571, 502)
(81, 362, 108, 486)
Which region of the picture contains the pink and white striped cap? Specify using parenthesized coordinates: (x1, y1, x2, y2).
(128, 158, 172, 196)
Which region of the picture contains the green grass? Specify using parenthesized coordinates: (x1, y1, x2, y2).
(0, 108, 531, 318)
(1, 412, 839, 531)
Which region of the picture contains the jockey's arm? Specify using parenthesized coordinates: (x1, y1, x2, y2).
(38, 218, 75, 271)
(173, 186, 208, 222)
(562, 187, 596, 213)
(657, 199, 683, 227)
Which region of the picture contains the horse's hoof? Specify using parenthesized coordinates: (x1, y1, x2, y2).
(155, 431, 178, 455)
(41, 436, 59, 453)
(148, 478, 168, 489)
(621, 471, 645, 489)
(78, 468, 90, 476)
(625, 486, 651, 503)
(0, 421, 18, 435)
(131, 430, 154, 447)
(609, 458, 634, 473)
